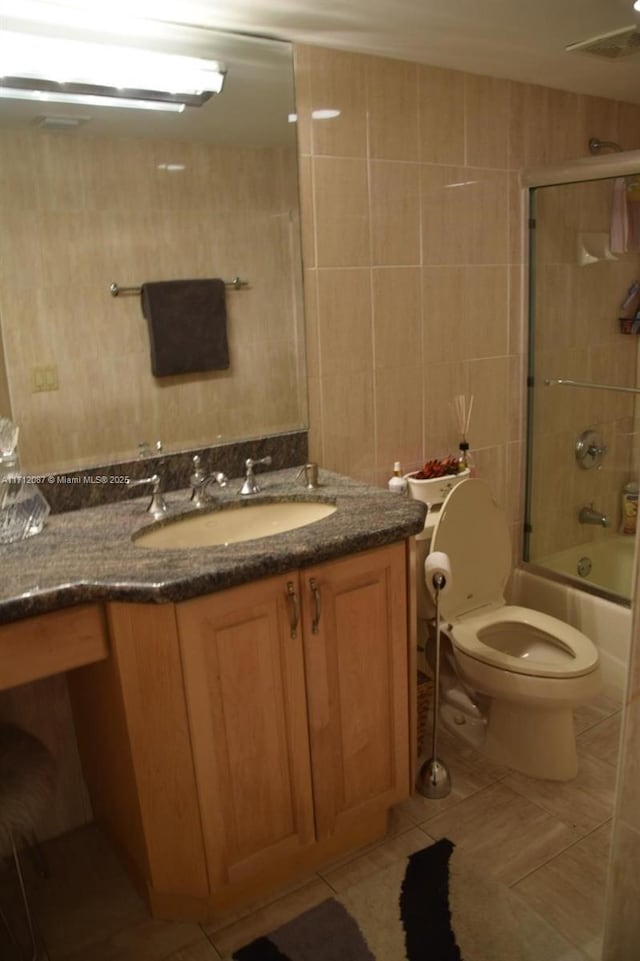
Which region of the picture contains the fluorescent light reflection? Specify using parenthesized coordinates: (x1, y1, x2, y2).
(312, 109, 341, 120)
(287, 109, 342, 123)
(0, 87, 185, 112)
(0, 33, 225, 94)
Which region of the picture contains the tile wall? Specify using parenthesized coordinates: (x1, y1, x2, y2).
(294, 43, 640, 551)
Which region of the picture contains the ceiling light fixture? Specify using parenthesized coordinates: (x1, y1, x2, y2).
(0, 31, 226, 112)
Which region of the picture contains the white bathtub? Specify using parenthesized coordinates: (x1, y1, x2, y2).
(511, 563, 631, 699)
(539, 535, 636, 601)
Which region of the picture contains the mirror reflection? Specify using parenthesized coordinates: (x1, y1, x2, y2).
(0, 26, 307, 473)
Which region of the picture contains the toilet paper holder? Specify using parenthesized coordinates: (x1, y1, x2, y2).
(417, 551, 452, 799)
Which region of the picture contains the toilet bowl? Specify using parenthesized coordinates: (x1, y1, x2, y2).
(422, 478, 601, 781)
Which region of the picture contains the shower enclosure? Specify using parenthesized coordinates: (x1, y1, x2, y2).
(524, 151, 640, 605)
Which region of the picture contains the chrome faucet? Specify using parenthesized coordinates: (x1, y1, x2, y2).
(128, 473, 168, 519)
(578, 503, 610, 527)
(240, 455, 272, 495)
(189, 454, 228, 508)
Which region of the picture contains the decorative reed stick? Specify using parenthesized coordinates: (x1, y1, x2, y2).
(452, 394, 474, 443)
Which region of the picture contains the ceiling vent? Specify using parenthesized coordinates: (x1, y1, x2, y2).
(566, 25, 640, 59)
(34, 115, 91, 130)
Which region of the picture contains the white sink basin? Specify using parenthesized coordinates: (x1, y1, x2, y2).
(134, 501, 337, 549)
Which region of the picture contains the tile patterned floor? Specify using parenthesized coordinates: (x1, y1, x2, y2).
(0, 692, 620, 961)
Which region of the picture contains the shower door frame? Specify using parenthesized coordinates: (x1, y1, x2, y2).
(521, 149, 640, 606)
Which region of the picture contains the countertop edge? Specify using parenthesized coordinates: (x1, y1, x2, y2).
(0, 469, 427, 625)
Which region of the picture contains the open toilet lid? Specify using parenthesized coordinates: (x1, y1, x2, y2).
(430, 478, 511, 620)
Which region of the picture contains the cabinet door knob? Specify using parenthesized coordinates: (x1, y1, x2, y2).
(286, 581, 299, 638)
(309, 577, 322, 634)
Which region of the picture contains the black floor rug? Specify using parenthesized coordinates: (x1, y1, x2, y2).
(231, 838, 462, 960)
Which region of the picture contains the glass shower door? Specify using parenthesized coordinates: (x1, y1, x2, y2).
(525, 174, 640, 603)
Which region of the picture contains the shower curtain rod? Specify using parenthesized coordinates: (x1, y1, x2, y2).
(545, 378, 640, 396)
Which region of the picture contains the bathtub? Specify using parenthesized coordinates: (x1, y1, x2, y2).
(512, 554, 632, 699)
(538, 534, 636, 602)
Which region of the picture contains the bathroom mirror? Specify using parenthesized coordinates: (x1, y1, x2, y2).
(0, 25, 307, 473)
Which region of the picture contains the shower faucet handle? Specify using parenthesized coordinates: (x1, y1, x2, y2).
(575, 429, 607, 471)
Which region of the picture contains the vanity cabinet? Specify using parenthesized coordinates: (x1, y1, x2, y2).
(68, 541, 410, 922)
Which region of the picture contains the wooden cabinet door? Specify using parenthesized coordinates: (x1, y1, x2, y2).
(301, 543, 410, 840)
(176, 574, 315, 889)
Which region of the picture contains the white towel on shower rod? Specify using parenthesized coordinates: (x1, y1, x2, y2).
(610, 177, 628, 254)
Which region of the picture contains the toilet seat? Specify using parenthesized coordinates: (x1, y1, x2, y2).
(451, 605, 599, 678)
(430, 479, 599, 680)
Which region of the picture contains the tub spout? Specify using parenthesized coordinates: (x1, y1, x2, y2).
(578, 503, 610, 527)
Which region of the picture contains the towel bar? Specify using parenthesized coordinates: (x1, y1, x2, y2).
(110, 277, 249, 297)
(545, 377, 640, 396)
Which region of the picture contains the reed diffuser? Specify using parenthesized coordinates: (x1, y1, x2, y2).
(452, 394, 475, 474)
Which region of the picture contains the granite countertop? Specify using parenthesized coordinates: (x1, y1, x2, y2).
(0, 468, 426, 624)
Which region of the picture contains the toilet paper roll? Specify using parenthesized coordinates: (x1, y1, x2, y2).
(424, 551, 452, 600)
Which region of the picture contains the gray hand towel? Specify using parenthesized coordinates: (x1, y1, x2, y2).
(141, 278, 230, 377)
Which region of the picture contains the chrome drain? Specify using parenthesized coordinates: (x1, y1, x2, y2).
(577, 556, 592, 578)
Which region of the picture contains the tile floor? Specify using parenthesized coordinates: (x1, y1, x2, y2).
(0, 692, 621, 961)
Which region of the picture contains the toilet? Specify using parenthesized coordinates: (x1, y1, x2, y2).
(419, 478, 601, 781)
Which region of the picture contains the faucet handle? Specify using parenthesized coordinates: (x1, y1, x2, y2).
(245, 455, 272, 470)
(128, 472, 168, 519)
(240, 455, 272, 495)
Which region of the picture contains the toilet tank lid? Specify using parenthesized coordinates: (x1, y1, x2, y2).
(430, 478, 511, 620)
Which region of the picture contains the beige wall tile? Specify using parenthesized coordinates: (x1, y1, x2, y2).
(584, 96, 620, 153)
(0, 131, 39, 210)
(464, 73, 510, 169)
(508, 263, 526, 356)
(367, 57, 419, 162)
(372, 267, 422, 369)
(422, 265, 508, 363)
(422, 360, 468, 458)
(316, 268, 372, 375)
(314, 157, 371, 267)
(508, 352, 526, 445)
(297, 154, 316, 268)
(420, 165, 509, 266)
(306, 375, 324, 465)
(467, 356, 510, 450)
(418, 65, 465, 164)
(509, 83, 587, 169)
(375, 366, 423, 471)
(303, 268, 320, 375)
(509, 172, 526, 266)
(320, 371, 375, 479)
(616, 101, 640, 151)
(306, 47, 368, 157)
(505, 439, 525, 529)
(369, 161, 420, 266)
